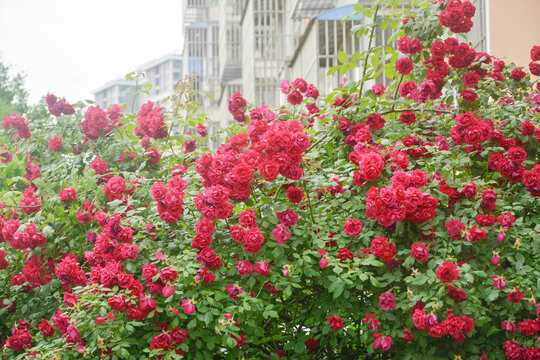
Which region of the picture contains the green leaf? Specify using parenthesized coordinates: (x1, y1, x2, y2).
(338, 51, 349, 64)
(327, 65, 340, 76)
(370, 276, 382, 287)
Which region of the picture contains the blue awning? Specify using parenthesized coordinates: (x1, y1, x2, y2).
(315, 5, 364, 21)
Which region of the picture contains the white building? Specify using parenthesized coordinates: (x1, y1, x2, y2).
(93, 53, 183, 110)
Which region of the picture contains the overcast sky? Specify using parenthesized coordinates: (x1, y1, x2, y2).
(0, 0, 184, 104)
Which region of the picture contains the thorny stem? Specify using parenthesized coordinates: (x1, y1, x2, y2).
(358, 1, 381, 98)
(304, 183, 316, 224)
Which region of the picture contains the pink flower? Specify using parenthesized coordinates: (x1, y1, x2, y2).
(181, 299, 196, 315)
(328, 314, 344, 329)
(378, 292, 396, 311)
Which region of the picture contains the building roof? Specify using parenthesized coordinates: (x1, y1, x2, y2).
(92, 77, 136, 95)
(315, 4, 364, 21)
(137, 52, 182, 72)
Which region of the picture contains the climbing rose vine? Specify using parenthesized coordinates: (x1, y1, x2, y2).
(0, 0, 539, 359)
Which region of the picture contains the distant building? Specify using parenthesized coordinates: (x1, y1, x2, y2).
(182, 0, 396, 128)
(93, 53, 183, 110)
(93, 77, 141, 111)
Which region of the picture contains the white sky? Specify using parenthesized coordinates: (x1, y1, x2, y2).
(0, 0, 184, 104)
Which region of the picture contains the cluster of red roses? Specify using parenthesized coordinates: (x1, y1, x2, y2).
(102, 176, 135, 202)
(230, 209, 265, 253)
(7, 223, 47, 250)
(365, 170, 438, 228)
(272, 208, 298, 245)
(528, 46, 540, 76)
(5, 321, 32, 351)
(503, 340, 540, 359)
(45, 94, 75, 117)
(488, 146, 528, 183)
(48, 135, 63, 151)
(2, 112, 31, 139)
(86, 212, 139, 261)
(234, 259, 270, 277)
(80, 105, 123, 140)
(227, 92, 248, 123)
(281, 78, 320, 112)
(134, 101, 168, 143)
(336, 116, 371, 148)
(438, 0, 475, 34)
(149, 325, 187, 356)
(16, 255, 53, 290)
(370, 237, 396, 261)
(151, 175, 187, 224)
(412, 308, 475, 343)
(522, 163, 540, 197)
(54, 254, 87, 286)
(195, 145, 254, 204)
(502, 318, 540, 337)
(450, 112, 493, 146)
(17, 187, 41, 215)
(350, 148, 385, 185)
(142, 263, 178, 297)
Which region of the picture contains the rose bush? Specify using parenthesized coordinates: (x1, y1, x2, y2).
(0, 0, 539, 359)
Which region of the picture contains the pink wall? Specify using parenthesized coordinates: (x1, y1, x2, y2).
(489, 0, 540, 67)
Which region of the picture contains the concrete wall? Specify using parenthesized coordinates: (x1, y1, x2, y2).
(489, 0, 540, 67)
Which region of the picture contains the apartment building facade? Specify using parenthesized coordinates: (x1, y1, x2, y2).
(93, 53, 183, 110)
(180, 0, 540, 129)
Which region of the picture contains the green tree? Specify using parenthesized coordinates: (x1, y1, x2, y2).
(0, 59, 29, 117)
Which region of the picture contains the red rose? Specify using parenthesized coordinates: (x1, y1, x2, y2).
(399, 111, 416, 125)
(475, 214, 495, 226)
(507, 287, 525, 303)
(328, 314, 344, 329)
(511, 67, 526, 81)
(228, 92, 247, 110)
(531, 45, 540, 61)
(480, 189, 497, 212)
(276, 208, 298, 227)
(38, 319, 55, 336)
(529, 62, 540, 76)
(239, 209, 257, 228)
(59, 187, 77, 202)
(259, 160, 280, 182)
(287, 90, 303, 106)
(254, 262, 270, 276)
(371, 84, 386, 97)
(286, 186, 305, 203)
(446, 285, 467, 303)
(378, 292, 396, 311)
(292, 78, 308, 92)
(518, 319, 539, 336)
(243, 228, 264, 253)
(197, 247, 222, 269)
(63, 292, 78, 307)
(160, 267, 178, 282)
(366, 113, 386, 130)
(235, 260, 254, 276)
(460, 89, 478, 102)
(410, 243, 429, 262)
(108, 295, 125, 311)
(412, 309, 429, 330)
(436, 261, 459, 283)
(343, 218, 363, 236)
(396, 57, 414, 75)
(146, 148, 161, 164)
(507, 147, 527, 163)
(337, 248, 354, 261)
(103, 176, 126, 198)
(229, 225, 245, 243)
(230, 162, 254, 183)
(48, 136, 63, 151)
(463, 71, 480, 87)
